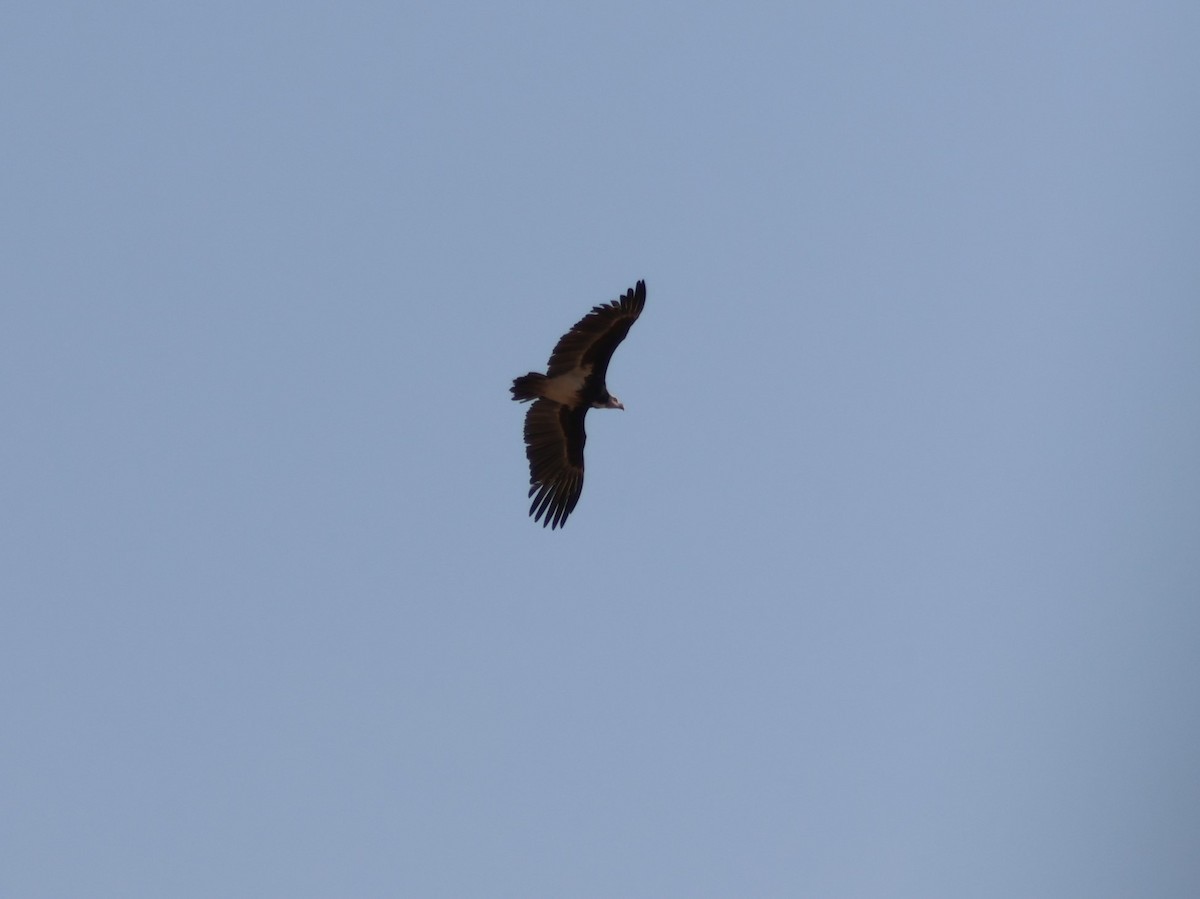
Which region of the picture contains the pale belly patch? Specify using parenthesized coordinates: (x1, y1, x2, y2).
(542, 367, 591, 404)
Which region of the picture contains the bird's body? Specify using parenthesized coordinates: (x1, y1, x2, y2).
(511, 280, 646, 528)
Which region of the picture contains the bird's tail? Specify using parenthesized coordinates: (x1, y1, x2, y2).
(510, 372, 547, 403)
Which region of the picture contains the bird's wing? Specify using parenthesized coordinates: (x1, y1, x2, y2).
(523, 399, 587, 529)
(546, 280, 646, 381)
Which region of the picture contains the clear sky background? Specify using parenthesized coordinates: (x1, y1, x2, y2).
(3, 2, 1198, 896)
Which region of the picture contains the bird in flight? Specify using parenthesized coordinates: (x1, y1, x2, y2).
(511, 280, 646, 529)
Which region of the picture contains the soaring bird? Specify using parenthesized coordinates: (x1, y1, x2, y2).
(510, 280, 646, 529)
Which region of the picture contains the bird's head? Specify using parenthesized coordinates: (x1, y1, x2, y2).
(603, 394, 624, 411)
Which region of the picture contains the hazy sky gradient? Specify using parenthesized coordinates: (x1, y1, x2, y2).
(4, 2, 1198, 896)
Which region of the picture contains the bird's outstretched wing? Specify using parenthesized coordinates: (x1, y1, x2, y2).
(523, 399, 587, 529)
(546, 280, 646, 383)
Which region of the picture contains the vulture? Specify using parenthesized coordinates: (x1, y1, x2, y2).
(510, 280, 646, 529)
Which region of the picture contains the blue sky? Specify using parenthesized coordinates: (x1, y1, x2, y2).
(3, 2, 1199, 896)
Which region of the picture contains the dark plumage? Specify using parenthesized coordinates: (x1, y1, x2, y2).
(510, 280, 646, 528)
